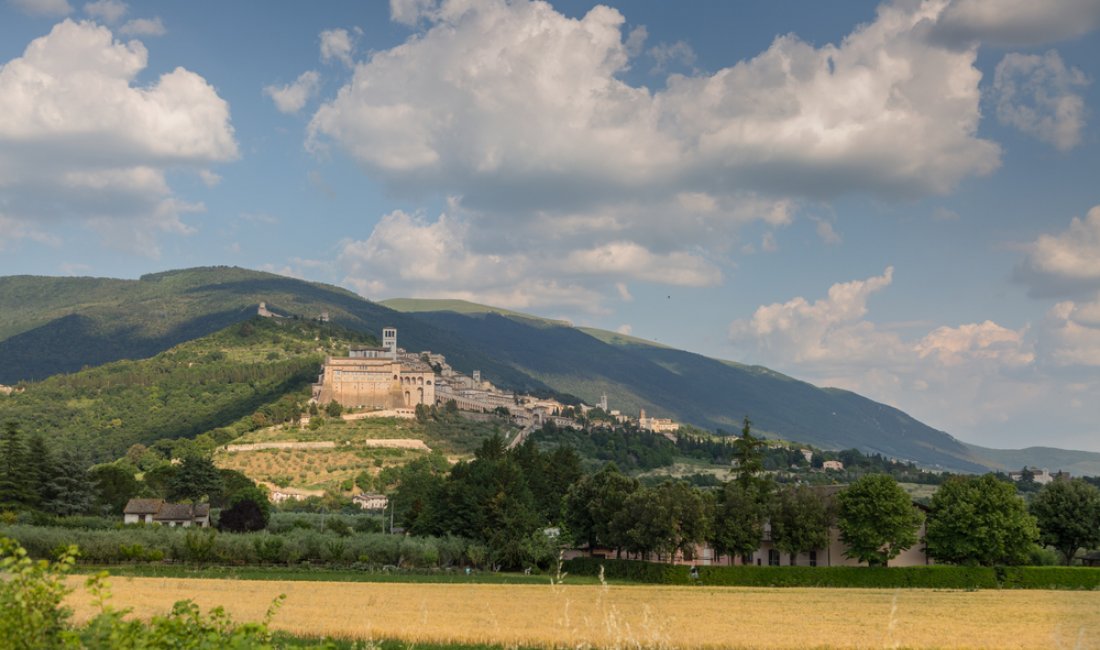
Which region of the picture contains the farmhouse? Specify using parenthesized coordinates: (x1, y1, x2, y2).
(123, 499, 210, 527)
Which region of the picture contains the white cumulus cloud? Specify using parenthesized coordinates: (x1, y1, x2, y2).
(320, 28, 355, 67)
(265, 70, 321, 114)
(0, 19, 237, 255)
(992, 50, 1090, 151)
(729, 267, 1046, 446)
(310, 0, 999, 205)
(1016, 205, 1100, 297)
(83, 0, 125, 23)
(933, 0, 1100, 46)
(304, 0, 1007, 305)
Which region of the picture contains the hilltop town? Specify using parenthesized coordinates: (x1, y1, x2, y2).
(308, 324, 681, 436)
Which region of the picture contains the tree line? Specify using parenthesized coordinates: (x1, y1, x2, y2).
(2, 416, 1098, 570)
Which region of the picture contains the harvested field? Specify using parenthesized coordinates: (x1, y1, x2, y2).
(65, 577, 1100, 649)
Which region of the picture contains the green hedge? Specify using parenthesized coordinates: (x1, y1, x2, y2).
(999, 566, 1100, 590)
(563, 558, 1098, 590)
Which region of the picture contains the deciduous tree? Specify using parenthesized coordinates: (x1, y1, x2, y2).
(1030, 478, 1100, 565)
(771, 485, 831, 565)
(836, 474, 923, 566)
(925, 474, 1038, 566)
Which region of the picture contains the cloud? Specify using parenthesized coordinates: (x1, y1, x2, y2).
(729, 267, 899, 365)
(1040, 297, 1100, 367)
(9, 0, 72, 17)
(83, 0, 125, 23)
(118, 17, 165, 37)
(814, 219, 842, 245)
(265, 70, 321, 114)
(915, 321, 1034, 366)
(729, 268, 1049, 446)
(932, 207, 960, 221)
(390, 0, 437, 26)
(0, 20, 237, 253)
(933, 0, 1100, 46)
(992, 50, 1090, 151)
(0, 215, 61, 250)
(334, 208, 718, 312)
(648, 40, 695, 73)
(304, 0, 1006, 305)
(320, 28, 355, 67)
(1016, 205, 1100, 297)
(198, 169, 221, 187)
(310, 0, 1000, 206)
(616, 324, 633, 336)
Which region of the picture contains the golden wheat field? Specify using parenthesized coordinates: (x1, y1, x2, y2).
(65, 576, 1100, 649)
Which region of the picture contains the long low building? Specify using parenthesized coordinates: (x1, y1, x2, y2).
(313, 327, 436, 410)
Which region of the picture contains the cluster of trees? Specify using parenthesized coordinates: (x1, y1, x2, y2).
(0, 421, 269, 532)
(388, 437, 584, 569)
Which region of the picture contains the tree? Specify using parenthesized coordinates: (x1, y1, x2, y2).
(732, 416, 766, 489)
(89, 463, 140, 515)
(1030, 478, 1100, 565)
(925, 474, 1038, 566)
(325, 400, 343, 418)
(25, 434, 54, 510)
(564, 463, 638, 556)
(167, 455, 223, 503)
(218, 487, 271, 532)
(711, 479, 770, 564)
(0, 422, 34, 511)
(44, 448, 94, 516)
(770, 485, 831, 565)
(836, 474, 923, 566)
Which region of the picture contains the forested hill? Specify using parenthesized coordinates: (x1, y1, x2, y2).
(0, 267, 550, 392)
(2, 267, 1091, 473)
(0, 317, 374, 462)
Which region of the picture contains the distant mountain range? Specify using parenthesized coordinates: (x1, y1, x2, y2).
(2, 266, 1097, 475)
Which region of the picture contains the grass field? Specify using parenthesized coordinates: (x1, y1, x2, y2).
(66, 577, 1100, 649)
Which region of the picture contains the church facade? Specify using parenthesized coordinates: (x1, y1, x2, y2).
(313, 328, 436, 410)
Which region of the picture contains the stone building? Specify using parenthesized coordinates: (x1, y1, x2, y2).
(313, 328, 436, 410)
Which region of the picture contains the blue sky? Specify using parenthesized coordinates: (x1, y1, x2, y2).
(3, 0, 1100, 453)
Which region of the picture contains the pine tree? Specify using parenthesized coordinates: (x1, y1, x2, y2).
(45, 448, 94, 517)
(0, 422, 35, 511)
(26, 433, 55, 511)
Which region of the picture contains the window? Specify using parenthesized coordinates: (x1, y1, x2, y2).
(768, 549, 780, 566)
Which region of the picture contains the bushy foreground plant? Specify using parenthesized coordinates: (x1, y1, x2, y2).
(0, 536, 302, 649)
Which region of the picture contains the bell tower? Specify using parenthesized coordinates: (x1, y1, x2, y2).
(382, 327, 397, 359)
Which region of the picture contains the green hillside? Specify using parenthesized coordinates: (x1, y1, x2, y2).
(0, 317, 373, 461)
(1, 267, 1092, 474)
(392, 309, 988, 472)
(0, 268, 552, 393)
(380, 297, 572, 327)
(964, 444, 1100, 477)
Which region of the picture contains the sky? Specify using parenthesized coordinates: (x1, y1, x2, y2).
(2, 0, 1100, 453)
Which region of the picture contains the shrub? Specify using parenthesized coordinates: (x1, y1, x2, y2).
(1, 537, 284, 649)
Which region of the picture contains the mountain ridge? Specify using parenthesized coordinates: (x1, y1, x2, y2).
(0, 266, 1094, 474)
